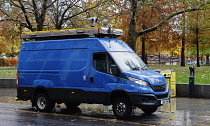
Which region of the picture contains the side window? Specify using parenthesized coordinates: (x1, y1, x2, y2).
(93, 53, 116, 74)
(93, 53, 107, 73)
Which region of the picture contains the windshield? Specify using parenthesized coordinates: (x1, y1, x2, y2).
(110, 52, 148, 72)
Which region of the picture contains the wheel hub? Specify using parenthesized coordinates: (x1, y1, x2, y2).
(116, 102, 126, 114)
(37, 96, 46, 110)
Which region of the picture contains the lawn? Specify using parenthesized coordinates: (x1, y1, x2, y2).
(149, 65, 210, 84)
(0, 67, 17, 79)
(0, 65, 210, 84)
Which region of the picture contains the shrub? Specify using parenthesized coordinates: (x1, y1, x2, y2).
(0, 58, 5, 66)
(4, 58, 18, 66)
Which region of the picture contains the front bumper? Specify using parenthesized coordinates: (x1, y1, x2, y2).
(128, 92, 170, 108)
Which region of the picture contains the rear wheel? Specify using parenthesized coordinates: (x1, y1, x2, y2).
(141, 107, 158, 114)
(35, 93, 55, 112)
(112, 97, 132, 119)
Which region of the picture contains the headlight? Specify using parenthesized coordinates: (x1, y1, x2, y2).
(128, 77, 148, 86)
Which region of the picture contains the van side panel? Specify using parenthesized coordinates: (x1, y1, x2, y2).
(17, 38, 109, 103)
(19, 49, 89, 87)
(19, 49, 88, 71)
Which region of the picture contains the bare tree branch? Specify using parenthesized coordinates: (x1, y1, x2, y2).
(61, 1, 107, 26)
(0, 19, 29, 29)
(9, 0, 22, 8)
(137, 8, 203, 36)
(46, 0, 57, 8)
(17, 0, 33, 31)
(0, 8, 10, 17)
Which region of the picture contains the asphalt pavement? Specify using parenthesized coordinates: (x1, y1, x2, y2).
(1, 88, 210, 126)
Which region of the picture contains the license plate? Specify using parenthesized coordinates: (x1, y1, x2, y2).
(161, 99, 169, 104)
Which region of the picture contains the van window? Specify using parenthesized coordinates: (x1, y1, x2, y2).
(109, 52, 147, 71)
(93, 53, 116, 74)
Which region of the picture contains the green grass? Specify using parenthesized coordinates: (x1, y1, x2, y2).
(0, 65, 210, 84)
(149, 65, 210, 84)
(0, 67, 17, 79)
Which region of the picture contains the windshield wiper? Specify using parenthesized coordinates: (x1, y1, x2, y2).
(132, 66, 148, 70)
(142, 65, 148, 70)
(132, 68, 139, 70)
(131, 67, 141, 70)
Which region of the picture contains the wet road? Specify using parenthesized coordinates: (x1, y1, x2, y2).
(1, 89, 210, 126)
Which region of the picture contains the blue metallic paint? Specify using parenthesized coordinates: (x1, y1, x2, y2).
(33, 79, 54, 88)
(17, 37, 169, 106)
(123, 70, 166, 85)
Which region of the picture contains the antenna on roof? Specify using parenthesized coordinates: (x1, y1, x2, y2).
(102, 19, 108, 27)
(88, 17, 97, 27)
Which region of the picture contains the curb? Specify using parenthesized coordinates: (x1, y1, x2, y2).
(0, 79, 16, 88)
(1, 79, 210, 98)
(176, 83, 210, 98)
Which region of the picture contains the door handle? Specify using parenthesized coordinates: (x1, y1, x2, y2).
(90, 76, 94, 83)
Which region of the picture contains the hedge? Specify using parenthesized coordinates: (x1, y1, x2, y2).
(0, 58, 18, 66)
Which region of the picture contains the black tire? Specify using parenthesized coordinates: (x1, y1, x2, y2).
(35, 93, 55, 112)
(65, 102, 81, 109)
(141, 107, 158, 114)
(112, 97, 132, 119)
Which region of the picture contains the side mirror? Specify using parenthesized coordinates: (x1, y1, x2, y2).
(110, 64, 117, 75)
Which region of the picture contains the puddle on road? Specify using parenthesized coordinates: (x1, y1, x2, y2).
(0, 88, 30, 105)
(2, 89, 210, 125)
(0, 97, 31, 105)
(160, 97, 176, 112)
(0, 88, 177, 113)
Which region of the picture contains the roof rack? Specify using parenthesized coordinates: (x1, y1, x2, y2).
(21, 27, 123, 40)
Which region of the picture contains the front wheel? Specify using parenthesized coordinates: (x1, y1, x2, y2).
(35, 93, 55, 112)
(141, 107, 158, 114)
(112, 97, 132, 119)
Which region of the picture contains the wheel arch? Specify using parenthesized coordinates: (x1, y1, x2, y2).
(31, 86, 48, 106)
(33, 86, 47, 96)
(110, 89, 130, 104)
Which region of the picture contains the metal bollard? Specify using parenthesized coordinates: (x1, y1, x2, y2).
(189, 67, 195, 98)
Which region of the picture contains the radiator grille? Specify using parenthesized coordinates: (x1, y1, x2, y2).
(148, 84, 166, 92)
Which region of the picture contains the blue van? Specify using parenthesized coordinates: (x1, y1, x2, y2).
(17, 27, 170, 119)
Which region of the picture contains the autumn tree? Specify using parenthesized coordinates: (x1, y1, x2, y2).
(0, 39, 6, 57)
(109, 0, 192, 62)
(101, 0, 208, 64)
(125, 0, 209, 62)
(135, 0, 181, 64)
(197, 9, 210, 65)
(0, 0, 107, 31)
(0, 22, 21, 57)
(180, 0, 187, 67)
(185, 8, 210, 66)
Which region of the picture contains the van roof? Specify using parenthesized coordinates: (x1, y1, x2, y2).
(21, 38, 134, 52)
(21, 27, 123, 40)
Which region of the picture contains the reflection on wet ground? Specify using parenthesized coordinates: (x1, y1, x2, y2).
(1, 88, 210, 125)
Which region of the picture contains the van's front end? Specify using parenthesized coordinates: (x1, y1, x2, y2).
(99, 38, 169, 119)
(109, 51, 170, 118)
(110, 51, 170, 108)
(123, 69, 169, 108)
